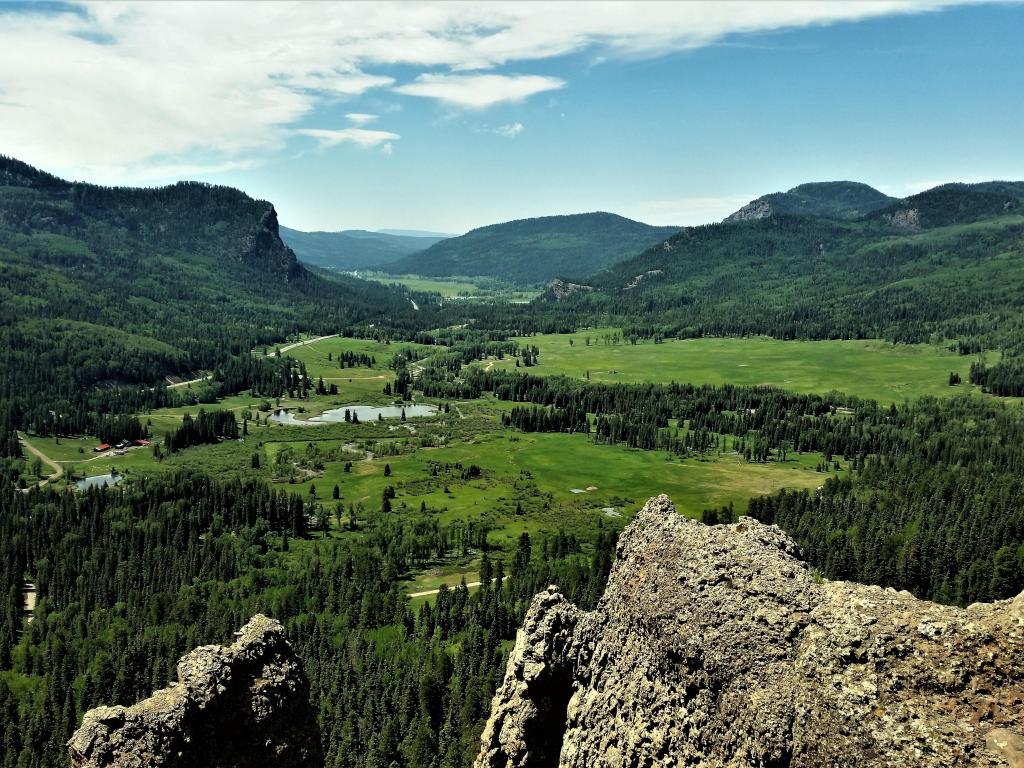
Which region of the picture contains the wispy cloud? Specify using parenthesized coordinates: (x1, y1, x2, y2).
(395, 74, 565, 109)
(345, 113, 379, 125)
(297, 128, 400, 149)
(495, 122, 525, 138)
(0, 0, 966, 179)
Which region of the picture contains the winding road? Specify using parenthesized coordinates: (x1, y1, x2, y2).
(17, 433, 64, 488)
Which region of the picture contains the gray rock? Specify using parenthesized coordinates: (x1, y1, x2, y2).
(476, 495, 1024, 768)
(68, 614, 322, 768)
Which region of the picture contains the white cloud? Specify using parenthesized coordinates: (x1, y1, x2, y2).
(496, 122, 525, 138)
(395, 74, 565, 109)
(381, 142, 394, 156)
(0, 1, 965, 179)
(345, 113, 379, 125)
(297, 128, 400, 149)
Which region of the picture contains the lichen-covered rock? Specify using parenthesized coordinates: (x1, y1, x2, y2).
(68, 615, 322, 768)
(476, 495, 1024, 768)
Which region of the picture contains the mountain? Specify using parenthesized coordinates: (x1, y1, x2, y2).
(530, 181, 1024, 352)
(384, 212, 680, 284)
(279, 226, 447, 270)
(477, 495, 1024, 768)
(376, 228, 457, 239)
(0, 155, 418, 433)
(724, 181, 896, 222)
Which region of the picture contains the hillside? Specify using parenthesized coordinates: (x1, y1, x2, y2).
(280, 226, 447, 270)
(518, 182, 1024, 355)
(0, 155, 419, 435)
(724, 180, 896, 222)
(384, 212, 679, 284)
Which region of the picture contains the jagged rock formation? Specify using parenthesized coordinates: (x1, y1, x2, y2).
(68, 615, 322, 768)
(477, 495, 1024, 768)
(242, 207, 300, 280)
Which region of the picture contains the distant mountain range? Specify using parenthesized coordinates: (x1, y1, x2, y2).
(534, 180, 1024, 353)
(280, 226, 449, 271)
(384, 212, 680, 284)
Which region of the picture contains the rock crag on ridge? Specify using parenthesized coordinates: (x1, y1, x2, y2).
(476, 495, 1024, 768)
(68, 615, 321, 768)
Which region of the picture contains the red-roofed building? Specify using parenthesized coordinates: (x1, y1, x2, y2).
(133, 439, 151, 447)
(93, 443, 111, 452)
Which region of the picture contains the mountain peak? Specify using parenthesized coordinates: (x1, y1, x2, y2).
(725, 180, 895, 222)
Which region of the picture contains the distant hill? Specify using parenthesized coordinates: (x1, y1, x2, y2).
(377, 228, 457, 239)
(0, 155, 419, 433)
(280, 226, 447, 270)
(524, 181, 1024, 352)
(725, 181, 896, 222)
(385, 212, 679, 284)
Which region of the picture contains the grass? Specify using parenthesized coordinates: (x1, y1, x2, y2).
(22, 333, 848, 600)
(358, 273, 542, 302)
(482, 329, 990, 404)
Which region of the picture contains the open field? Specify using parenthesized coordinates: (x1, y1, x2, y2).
(358, 273, 543, 302)
(480, 330, 991, 404)
(19, 333, 843, 600)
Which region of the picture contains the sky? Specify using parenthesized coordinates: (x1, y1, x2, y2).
(0, 1, 1022, 234)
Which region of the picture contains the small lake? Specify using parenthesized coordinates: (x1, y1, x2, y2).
(270, 404, 437, 425)
(75, 473, 124, 491)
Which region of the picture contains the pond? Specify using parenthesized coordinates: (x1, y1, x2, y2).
(75, 473, 124, 491)
(270, 403, 438, 425)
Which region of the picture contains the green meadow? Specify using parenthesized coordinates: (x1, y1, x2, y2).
(483, 329, 986, 404)
(19, 333, 843, 599)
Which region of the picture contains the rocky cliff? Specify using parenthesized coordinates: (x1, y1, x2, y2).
(476, 495, 1024, 768)
(68, 615, 321, 768)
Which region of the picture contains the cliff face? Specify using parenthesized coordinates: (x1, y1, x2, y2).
(477, 495, 1024, 768)
(68, 615, 321, 768)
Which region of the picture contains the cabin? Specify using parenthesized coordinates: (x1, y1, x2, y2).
(93, 443, 111, 452)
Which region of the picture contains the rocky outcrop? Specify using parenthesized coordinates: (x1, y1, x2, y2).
(68, 615, 322, 768)
(724, 198, 774, 222)
(548, 278, 594, 300)
(476, 495, 1024, 768)
(241, 207, 301, 280)
(883, 207, 923, 231)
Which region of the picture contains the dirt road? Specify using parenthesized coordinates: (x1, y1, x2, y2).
(17, 433, 64, 488)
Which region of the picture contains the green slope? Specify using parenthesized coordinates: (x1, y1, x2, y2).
(514, 183, 1024, 355)
(725, 181, 896, 222)
(280, 225, 446, 270)
(0, 155, 422, 432)
(385, 211, 679, 284)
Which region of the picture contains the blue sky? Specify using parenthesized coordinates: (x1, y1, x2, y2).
(1, 1, 1021, 233)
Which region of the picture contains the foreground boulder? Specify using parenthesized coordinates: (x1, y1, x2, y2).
(68, 615, 321, 768)
(477, 495, 1024, 768)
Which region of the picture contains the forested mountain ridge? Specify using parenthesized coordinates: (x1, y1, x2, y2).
(384, 212, 679, 284)
(519, 182, 1024, 358)
(280, 225, 447, 271)
(724, 180, 896, 222)
(0, 155, 421, 437)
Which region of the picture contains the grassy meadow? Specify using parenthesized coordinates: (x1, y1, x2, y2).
(482, 329, 988, 404)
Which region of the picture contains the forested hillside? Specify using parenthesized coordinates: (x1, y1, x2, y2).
(385, 212, 679, 284)
(509, 183, 1024, 359)
(0, 156, 425, 439)
(724, 181, 896, 221)
(280, 226, 447, 271)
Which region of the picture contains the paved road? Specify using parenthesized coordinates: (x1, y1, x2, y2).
(279, 333, 339, 353)
(17, 433, 64, 488)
